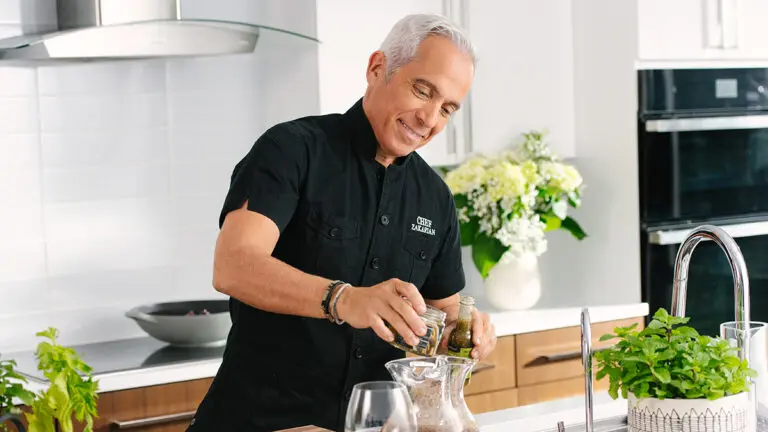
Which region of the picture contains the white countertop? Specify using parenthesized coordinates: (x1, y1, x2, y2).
(488, 302, 649, 337)
(476, 391, 627, 431)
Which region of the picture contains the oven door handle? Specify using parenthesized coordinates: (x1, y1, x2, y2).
(645, 114, 768, 133)
(648, 221, 768, 245)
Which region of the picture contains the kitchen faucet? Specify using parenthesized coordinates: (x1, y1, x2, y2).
(670, 225, 751, 361)
(565, 225, 750, 432)
(580, 307, 594, 432)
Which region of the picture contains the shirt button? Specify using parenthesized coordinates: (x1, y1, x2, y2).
(371, 257, 381, 270)
(380, 214, 390, 226)
(354, 347, 363, 359)
(329, 227, 340, 237)
(419, 250, 427, 260)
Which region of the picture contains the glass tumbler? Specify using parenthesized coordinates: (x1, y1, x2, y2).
(344, 381, 417, 432)
(721, 320, 768, 432)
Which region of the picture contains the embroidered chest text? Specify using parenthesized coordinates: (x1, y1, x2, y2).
(411, 216, 435, 236)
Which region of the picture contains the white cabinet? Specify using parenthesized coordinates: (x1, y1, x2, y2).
(315, 0, 466, 166)
(465, 0, 576, 159)
(637, 0, 768, 61)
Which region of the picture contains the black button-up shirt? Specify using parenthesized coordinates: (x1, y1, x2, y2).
(190, 99, 465, 432)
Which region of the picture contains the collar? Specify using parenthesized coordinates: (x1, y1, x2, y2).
(343, 98, 412, 169)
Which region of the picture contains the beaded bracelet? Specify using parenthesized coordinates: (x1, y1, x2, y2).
(321, 280, 344, 320)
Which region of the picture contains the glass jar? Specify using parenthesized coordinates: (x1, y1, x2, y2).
(387, 305, 447, 357)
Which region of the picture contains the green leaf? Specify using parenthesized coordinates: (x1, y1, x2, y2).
(459, 218, 479, 246)
(471, 232, 508, 278)
(567, 191, 582, 207)
(561, 216, 587, 240)
(652, 367, 672, 383)
(591, 306, 756, 401)
(540, 212, 562, 232)
(19, 327, 101, 432)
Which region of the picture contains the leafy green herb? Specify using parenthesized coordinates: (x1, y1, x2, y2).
(594, 308, 756, 401)
(0, 358, 36, 422)
(25, 327, 99, 432)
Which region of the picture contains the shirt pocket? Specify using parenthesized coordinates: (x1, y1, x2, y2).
(401, 231, 440, 290)
(305, 207, 362, 279)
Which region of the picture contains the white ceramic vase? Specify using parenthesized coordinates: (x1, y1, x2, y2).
(627, 392, 751, 432)
(483, 251, 541, 310)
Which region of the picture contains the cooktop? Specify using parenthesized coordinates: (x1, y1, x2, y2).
(4, 337, 225, 382)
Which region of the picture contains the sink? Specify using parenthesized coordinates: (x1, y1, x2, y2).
(535, 415, 628, 432)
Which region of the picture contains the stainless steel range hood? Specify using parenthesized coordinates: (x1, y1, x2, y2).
(0, 0, 318, 61)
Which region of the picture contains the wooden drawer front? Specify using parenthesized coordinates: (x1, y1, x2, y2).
(516, 317, 644, 387)
(465, 388, 519, 414)
(464, 334, 516, 396)
(517, 374, 610, 406)
(95, 378, 213, 432)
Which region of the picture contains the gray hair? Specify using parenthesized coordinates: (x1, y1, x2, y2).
(379, 14, 476, 78)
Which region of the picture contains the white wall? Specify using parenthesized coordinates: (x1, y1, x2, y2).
(0, 0, 319, 352)
(461, 1, 643, 310)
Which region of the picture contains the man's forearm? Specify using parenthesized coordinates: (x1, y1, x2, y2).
(213, 245, 332, 319)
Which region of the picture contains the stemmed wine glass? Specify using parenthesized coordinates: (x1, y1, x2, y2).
(344, 381, 417, 432)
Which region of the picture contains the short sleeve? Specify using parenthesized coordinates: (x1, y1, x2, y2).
(219, 129, 307, 231)
(420, 197, 466, 300)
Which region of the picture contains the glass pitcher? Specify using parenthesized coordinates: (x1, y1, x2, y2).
(721, 321, 768, 431)
(384, 355, 479, 432)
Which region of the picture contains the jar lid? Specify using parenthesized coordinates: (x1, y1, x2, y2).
(423, 305, 447, 323)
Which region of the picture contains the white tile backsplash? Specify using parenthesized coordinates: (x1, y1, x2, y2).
(0, 202, 44, 245)
(168, 89, 259, 128)
(41, 128, 168, 168)
(170, 162, 233, 198)
(170, 195, 225, 232)
(169, 126, 253, 164)
(0, 0, 320, 353)
(42, 163, 170, 202)
(0, 67, 36, 96)
(0, 242, 47, 283)
(39, 93, 167, 133)
(43, 198, 173, 242)
(0, 278, 49, 315)
(46, 232, 175, 277)
(0, 133, 39, 168)
(172, 228, 218, 266)
(0, 97, 38, 133)
(0, 168, 41, 206)
(48, 266, 177, 311)
(166, 53, 260, 93)
(37, 60, 167, 96)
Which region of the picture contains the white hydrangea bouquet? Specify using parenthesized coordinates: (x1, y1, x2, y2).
(444, 130, 587, 278)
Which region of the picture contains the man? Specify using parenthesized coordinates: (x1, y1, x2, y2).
(188, 13, 497, 432)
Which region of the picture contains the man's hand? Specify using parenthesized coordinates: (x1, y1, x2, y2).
(336, 278, 428, 345)
(440, 307, 497, 360)
(469, 309, 497, 360)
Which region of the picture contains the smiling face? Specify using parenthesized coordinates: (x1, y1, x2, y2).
(362, 36, 474, 166)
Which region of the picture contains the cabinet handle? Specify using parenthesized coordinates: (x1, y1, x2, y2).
(720, 0, 738, 49)
(704, 0, 724, 48)
(110, 410, 196, 429)
(528, 346, 612, 366)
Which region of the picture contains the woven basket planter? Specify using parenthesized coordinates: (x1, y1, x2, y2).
(627, 392, 750, 432)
